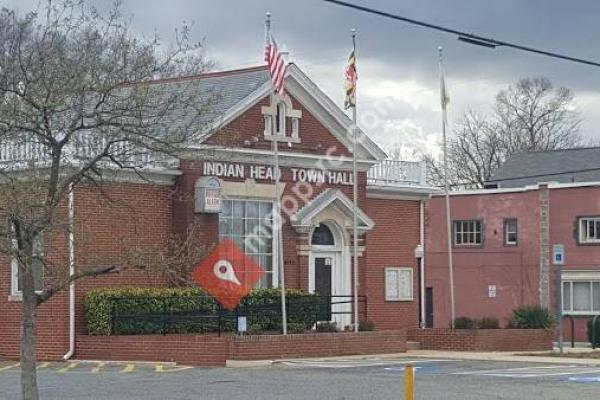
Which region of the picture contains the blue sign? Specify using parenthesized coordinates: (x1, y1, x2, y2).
(553, 244, 564, 265)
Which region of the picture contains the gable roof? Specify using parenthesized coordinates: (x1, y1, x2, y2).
(290, 188, 375, 231)
(149, 64, 386, 162)
(487, 147, 600, 188)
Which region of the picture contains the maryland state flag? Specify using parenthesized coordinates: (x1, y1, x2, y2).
(344, 50, 357, 109)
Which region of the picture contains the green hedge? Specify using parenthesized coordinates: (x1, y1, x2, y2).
(85, 287, 321, 335)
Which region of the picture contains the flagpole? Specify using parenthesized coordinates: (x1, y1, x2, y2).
(438, 46, 456, 329)
(351, 29, 360, 333)
(266, 12, 288, 335)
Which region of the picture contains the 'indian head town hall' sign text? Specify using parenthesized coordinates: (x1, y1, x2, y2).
(203, 161, 354, 186)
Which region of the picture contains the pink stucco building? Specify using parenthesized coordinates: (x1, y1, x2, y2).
(425, 182, 600, 342)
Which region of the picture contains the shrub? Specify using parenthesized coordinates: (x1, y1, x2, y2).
(587, 318, 600, 346)
(85, 287, 320, 335)
(287, 322, 307, 334)
(316, 321, 338, 332)
(452, 317, 477, 329)
(507, 305, 555, 329)
(359, 320, 375, 331)
(477, 317, 500, 329)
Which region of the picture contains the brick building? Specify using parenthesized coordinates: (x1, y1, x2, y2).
(426, 180, 600, 342)
(0, 64, 432, 360)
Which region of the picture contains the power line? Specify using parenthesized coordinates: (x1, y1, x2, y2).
(323, 0, 600, 68)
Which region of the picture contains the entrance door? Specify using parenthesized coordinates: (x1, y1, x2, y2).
(315, 257, 332, 321)
(425, 287, 434, 328)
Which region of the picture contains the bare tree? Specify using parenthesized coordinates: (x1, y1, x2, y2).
(495, 77, 581, 153)
(0, 1, 214, 398)
(424, 77, 582, 188)
(424, 111, 502, 188)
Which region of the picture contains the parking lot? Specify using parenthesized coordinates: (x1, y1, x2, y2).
(1, 357, 600, 399)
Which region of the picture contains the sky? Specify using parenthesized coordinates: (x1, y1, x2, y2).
(4, 0, 600, 159)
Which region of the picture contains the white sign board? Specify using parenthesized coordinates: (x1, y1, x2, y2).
(488, 284, 497, 298)
(237, 316, 247, 333)
(385, 267, 412, 301)
(553, 244, 565, 265)
(195, 176, 222, 213)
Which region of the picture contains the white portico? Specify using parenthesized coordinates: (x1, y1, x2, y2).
(290, 189, 374, 327)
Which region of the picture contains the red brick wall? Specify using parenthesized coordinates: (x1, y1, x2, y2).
(204, 94, 352, 158)
(75, 330, 407, 365)
(0, 182, 174, 361)
(365, 198, 421, 330)
(407, 328, 554, 351)
(76, 335, 229, 365)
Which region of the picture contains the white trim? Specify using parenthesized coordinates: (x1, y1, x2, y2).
(367, 186, 436, 200)
(437, 181, 600, 197)
(578, 217, 600, 244)
(562, 270, 600, 280)
(308, 221, 351, 328)
(186, 145, 378, 171)
(285, 64, 386, 161)
(10, 251, 19, 297)
(197, 64, 386, 162)
(561, 275, 600, 314)
(291, 189, 375, 232)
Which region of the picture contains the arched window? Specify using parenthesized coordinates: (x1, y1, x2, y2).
(275, 102, 286, 135)
(311, 224, 335, 246)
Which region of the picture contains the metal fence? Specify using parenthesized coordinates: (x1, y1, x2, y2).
(109, 294, 367, 336)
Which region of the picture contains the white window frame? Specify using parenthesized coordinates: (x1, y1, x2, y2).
(578, 217, 600, 244)
(385, 267, 413, 302)
(10, 233, 44, 298)
(504, 218, 518, 246)
(562, 279, 600, 315)
(218, 198, 276, 288)
(453, 220, 483, 246)
(275, 102, 286, 136)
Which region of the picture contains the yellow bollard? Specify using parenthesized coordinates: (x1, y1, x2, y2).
(404, 364, 414, 400)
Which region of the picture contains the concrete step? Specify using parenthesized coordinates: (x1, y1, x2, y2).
(407, 341, 421, 350)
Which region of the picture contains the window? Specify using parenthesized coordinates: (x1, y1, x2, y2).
(578, 217, 600, 244)
(562, 280, 600, 314)
(219, 199, 274, 288)
(504, 219, 518, 245)
(453, 220, 482, 246)
(275, 102, 286, 135)
(385, 267, 413, 301)
(11, 232, 44, 297)
(311, 224, 335, 246)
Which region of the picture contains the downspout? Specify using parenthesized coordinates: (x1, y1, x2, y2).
(419, 200, 426, 328)
(63, 184, 75, 360)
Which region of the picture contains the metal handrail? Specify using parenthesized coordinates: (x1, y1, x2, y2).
(108, 294, 367, 335)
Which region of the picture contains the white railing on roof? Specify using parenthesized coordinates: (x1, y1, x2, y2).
(367, 160, 427, 187)
(0, 139, 179, 171)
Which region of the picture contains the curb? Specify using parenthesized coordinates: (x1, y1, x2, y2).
(225, 359, 274, 368)
(71, 359, 178, 366)
(406, 350, 600, 365)
(225, 353, 410, 368)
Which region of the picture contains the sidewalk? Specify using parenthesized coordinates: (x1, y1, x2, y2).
(407, 349, 600, 365)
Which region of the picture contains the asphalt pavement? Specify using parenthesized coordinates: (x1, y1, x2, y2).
(1, 357, 600, 399)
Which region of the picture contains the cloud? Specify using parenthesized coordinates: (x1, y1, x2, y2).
(4, 0, 600, 151)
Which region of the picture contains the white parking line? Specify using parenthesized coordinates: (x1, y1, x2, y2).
(454, 365, 600, 379)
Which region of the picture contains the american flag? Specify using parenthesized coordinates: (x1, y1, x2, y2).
(265, 35, 286, 95)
